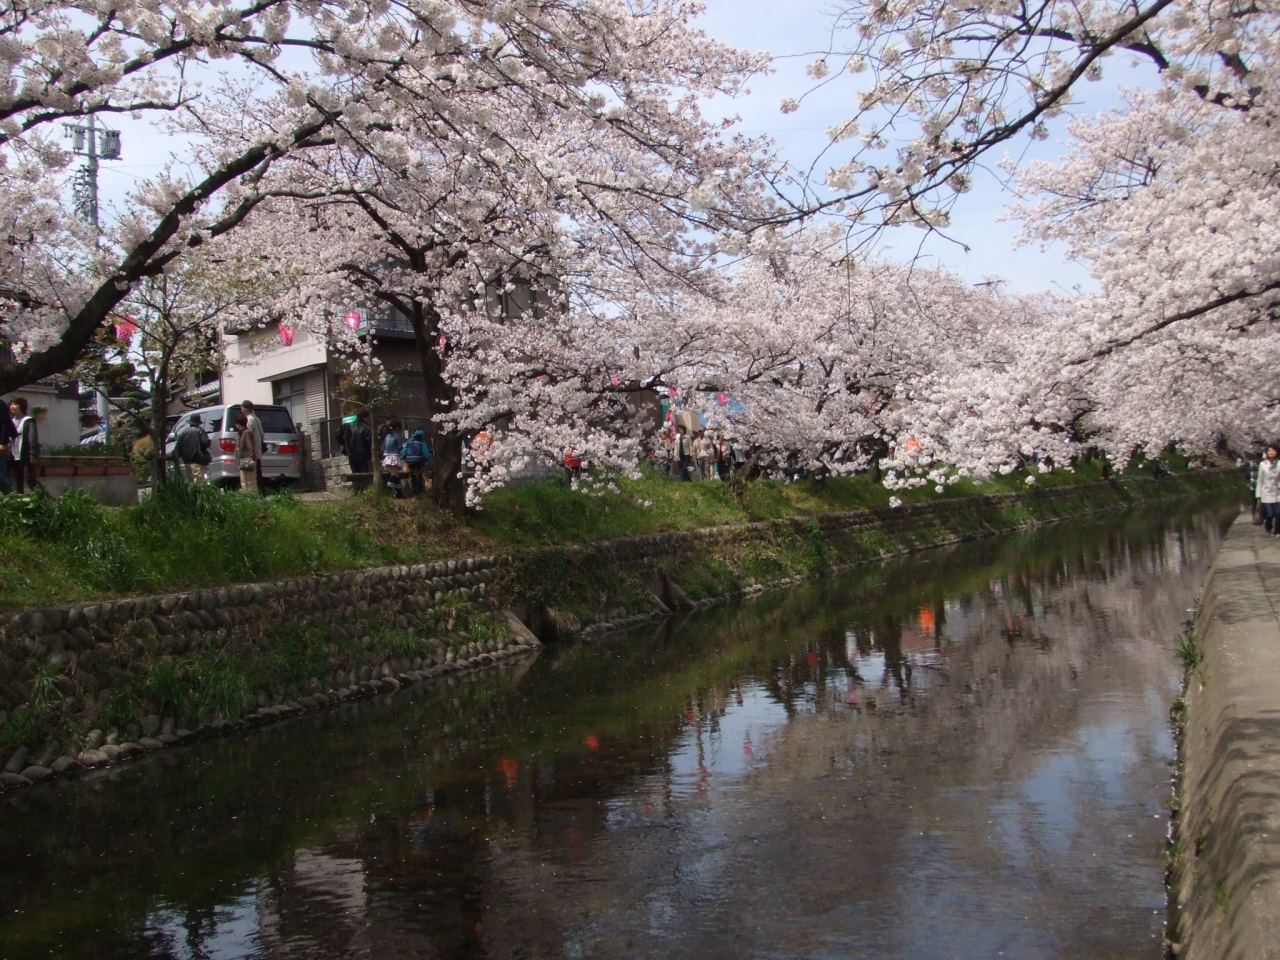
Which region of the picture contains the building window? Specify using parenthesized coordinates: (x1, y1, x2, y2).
(501, 283, 535, 319)
(273, 375, 308, 430)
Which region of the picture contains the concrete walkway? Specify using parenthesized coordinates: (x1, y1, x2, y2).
(1173, 512, 1280, 960)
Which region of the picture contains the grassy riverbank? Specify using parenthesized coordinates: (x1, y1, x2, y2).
(0, 457, 1244, 613)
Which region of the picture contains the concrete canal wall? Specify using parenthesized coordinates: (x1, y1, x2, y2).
(0, 471, 1239, 795)
(1170, 516, 1280, 960)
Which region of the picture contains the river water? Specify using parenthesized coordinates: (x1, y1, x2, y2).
(0, 499, 1240, 960)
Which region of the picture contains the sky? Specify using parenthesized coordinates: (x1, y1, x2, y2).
(83, 0, 1160, 296)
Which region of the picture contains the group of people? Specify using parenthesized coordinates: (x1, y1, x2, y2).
(0, 397, 40, 496)
(170, 400, 264, 493)
(666, 424, 749, 482)
(378, 417, 431, 497)
(336, 413, 432, 497)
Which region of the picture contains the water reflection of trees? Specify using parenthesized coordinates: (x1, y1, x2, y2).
(0, 501, 1237, 959)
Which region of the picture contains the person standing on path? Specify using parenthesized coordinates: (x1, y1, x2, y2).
(174, 414, 212, 482)
(693, 429, 712, 480)
(403, 428, 429, 494)
(240, 400, 265, 495)
(8, 397, 39, 494)
(337, 413, 373, 475)
(0, 401, 16, 495)
(235, 419, 259, 494)
(676, 424, 693, 481)
(381, 418, 406, 497)
(1256, 445, 1280, 534)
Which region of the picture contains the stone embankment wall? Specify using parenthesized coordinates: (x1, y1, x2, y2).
(0, 555, 543, 791)
(0, 471, 1239, 796)
(1168, 515, 1280, 960)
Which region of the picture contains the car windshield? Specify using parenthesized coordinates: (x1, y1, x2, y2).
(257, 409, 295, 434)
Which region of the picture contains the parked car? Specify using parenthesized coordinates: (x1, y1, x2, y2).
(165, 404, 303, 487)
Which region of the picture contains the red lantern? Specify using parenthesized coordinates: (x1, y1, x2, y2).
(113, 316, 137, 342)
(344, 310, 363, 331)
(278, 323, 296, 347)
(716, 393, 728, 406)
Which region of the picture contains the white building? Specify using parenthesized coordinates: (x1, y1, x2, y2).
(220, 323, 333, 437)
(2, 380, 82, 451)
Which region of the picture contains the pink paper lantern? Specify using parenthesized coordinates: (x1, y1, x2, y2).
(113, 316, 137, 342)
(278, 323, 297, 347)
(716, 393, 728, 406)
(344, 310, 363, 331)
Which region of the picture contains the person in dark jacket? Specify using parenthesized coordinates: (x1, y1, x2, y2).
(174, 414, 213, 482)
(0, 401, 16, 495)
(8, 397, 39, 494)
(337, 413, 373, 474)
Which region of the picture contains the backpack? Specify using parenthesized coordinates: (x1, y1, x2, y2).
(194, 428, 212, 465)
(403, 438, 427, 465)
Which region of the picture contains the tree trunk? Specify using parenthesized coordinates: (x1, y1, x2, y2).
(402, 299, 469, 515)
(864, 436, 890, 484)
(431, 431, 467, 514)
(371, 408, 382, 503)
(150, 362, 170, 488)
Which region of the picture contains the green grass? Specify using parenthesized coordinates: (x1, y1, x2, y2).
(470, 461, 1093, 546)
(1175, 630, 1205, 673)
(0, 478, 416, 611)
(0, 458, 1243, 613)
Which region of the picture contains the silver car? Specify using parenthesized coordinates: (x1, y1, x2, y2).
(166, 404, 303, 487)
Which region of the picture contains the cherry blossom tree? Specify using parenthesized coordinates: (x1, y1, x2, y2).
(800, 0, 1276, 232)
(775, 0, 1280, 466)
(0, 0, 772, 406)
(232, 5, 777, 510)
(1007, 84, 1280, 460)
(650, 229, 1078, 486)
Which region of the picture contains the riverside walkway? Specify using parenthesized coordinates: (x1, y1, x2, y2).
(1173, 512, 1280, 960)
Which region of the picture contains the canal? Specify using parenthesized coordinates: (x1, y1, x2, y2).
(0, 498, 1240, 959)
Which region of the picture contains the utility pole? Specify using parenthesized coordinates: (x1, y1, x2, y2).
(64, 115, 122, 443)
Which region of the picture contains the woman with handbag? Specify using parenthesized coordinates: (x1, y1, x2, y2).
(1256, 446, 1280, 534)
(236, 420, 258, 494)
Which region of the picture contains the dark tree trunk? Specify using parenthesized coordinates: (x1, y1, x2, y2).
(371, 406, 382, 503)
(864, 436, 890, 484)
(150, 359, 171, 487)
(431, 433, 467, 514)
(402, 299, 468, 514)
